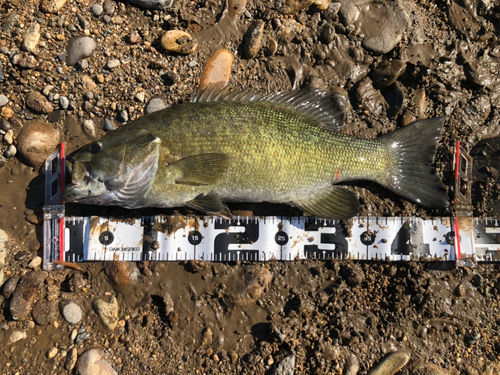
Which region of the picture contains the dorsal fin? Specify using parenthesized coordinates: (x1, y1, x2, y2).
(192, 85, 346, 131)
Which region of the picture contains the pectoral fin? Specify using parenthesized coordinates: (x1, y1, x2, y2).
(170, 153, 229, 186)
(185, 191, 233, 219)
(293, 186, 360, 220)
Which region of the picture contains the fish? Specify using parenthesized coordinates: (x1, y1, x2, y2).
(62, 87, 448, 219)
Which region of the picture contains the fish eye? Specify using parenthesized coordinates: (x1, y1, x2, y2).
(90, 142, 101, 154)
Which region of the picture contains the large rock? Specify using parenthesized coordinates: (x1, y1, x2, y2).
(16, 122, 61, 167)
(10, 271, 48, 321)
(66, 36, 97, 66)
(25, 91, 53, 114)
(77, 349, 117, 375)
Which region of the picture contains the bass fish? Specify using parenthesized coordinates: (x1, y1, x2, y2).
(63, 87, 448, 219)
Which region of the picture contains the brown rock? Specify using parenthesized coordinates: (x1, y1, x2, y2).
(367, 352, 410, 375)
(105, 261, 131, 286)
(225, 266, 272, 305)
(228, 0, 247, 19)
(41, 0, 67, 13)
(161, 30, 197, 54)
(10, 271, 48, 321)
(129, 29, 142, 44)
(16, 122, 61, 167)
(199, 49, 233, 91)
(244, 20, 265, 59)
(25, 91, 53, 114)
(32, 300, 59, 325)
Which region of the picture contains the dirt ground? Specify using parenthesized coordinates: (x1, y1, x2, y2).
(1, 0, 500, 374)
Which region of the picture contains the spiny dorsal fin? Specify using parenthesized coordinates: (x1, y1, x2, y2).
(192, 85, 346, 132)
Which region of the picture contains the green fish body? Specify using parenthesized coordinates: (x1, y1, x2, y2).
(63, 88, 448, 219)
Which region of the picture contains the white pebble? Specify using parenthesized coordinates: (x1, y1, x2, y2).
(27, 256, 42, 269)
(61, 301, 83, 324)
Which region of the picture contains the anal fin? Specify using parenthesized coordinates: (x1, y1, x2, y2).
(185, 191, 233, 219)
(293, 186, 360, 220)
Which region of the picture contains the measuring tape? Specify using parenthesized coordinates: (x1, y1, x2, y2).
(42, 144, 500, 270)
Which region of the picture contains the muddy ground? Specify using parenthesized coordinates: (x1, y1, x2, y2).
(1, 0, 500, 374)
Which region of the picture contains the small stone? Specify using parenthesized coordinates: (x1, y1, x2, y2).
(91, 4, 103, 16)
(244, 20, 265, 59)
(10, 271, 48, 321)
(111, 16, 124, 24)
(77, 59, 89, 70)
(3, 129, 13, 145)
(23, 23, 41, 52)
(0, 94, 8, 107)
(32, 300, 59, 325)
(225, 266, 272, 305)
(59, 96, 69, 109)
(199, 49, 233, 91)
(42, 85, 54, 97)
(129, 29, 142, 44)
(161, 30, 197, 54)
(25, 91, 54, 114)
(65, 348, 78, 371)
(61, 301, 83, 324)
(344, 353, 360, 375)
(103, 0, 116, 14)
(117, 110, 128, 122)
(16, 122, 60, 166)
(47, 347, 58, 359)
(4, 145, 16, 158)
(273, 355, 295, 374)
(1, 119, 11, 131)
(133, 92, 145, 103)
(188, 60, 197, 68)
(315, 0, 330, 11)
(106, 59, 120, 69)
(77, 13, 90, 30)
(103, 118, 115, 131)
(93, 296, 119, 330)
(70, 328, 78, 340)
(9, 330, 27, 343)
(2, 276, 20, 299)
(145, 97, 166, 114)
(82, 119, 96, 137)
(103, 15, 111, 23)
(265, 36, 278, 57)
(367, 352, 410, 375)
(41, 0, 67, 13)
(455, 283, 466, 297)
(27, 256, 42, 269)
(66, 36, 97, 66)
(77, 349, 116, 375)
(81, 75, 96, 91)
(127, 0, 174, 10)
(372, 59, 407, 89)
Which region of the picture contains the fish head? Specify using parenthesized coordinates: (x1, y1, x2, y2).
(63, 128, 161, 207)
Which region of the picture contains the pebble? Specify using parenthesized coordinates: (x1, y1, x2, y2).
(129, 29, 142, 44)
(3, 129, 13, 144)
(81, 75, 97, 91)
(338, 0, 409, 55)
(134, 92, 145, 103)
(0, 230, 7, 287)
(61, 301, 83, 324)
(103, 118, 115, 131)
(27, 256, 42, 268)
(22, 23, 41, 52)
(244, 19, 265, 59)
(228, 0, 247, 19)
(345, 353, 360, 375)
(42, 85, 54, 97)
(188, 60, 197, 68)
(77, 13, 90, 30)
(66, 36, 97, 66)
(367, 352, 410, 375)
(161, 30, 197, 54)
(145, 97, 167, 114)
(273, 354, 295, 374)
(25, 91, 54, 114)
(77, 59, 89, 70)
(106, 59, 120, 69)
(225, 266, 272, 305)
(82, 119, 96, 137)
(77, 349, 117, 375)
(32, 300, 59, 326)
(10, 271, 48, 321)
(103, 0, 116, 14)
(59, 96, 69, 109)
(372, 59, 407, 89)
(16, 122, 60, 166)
(314, 0, 330, 10)
(265, 36, 278, 57)
(0, 95, 8, 107)
(128, 0, 174, 10)
(41, 0, 67, 13)
(199, 49, 233, 91)
(9, 330, 27, 343)
(0, 61, 4, 83)
(70, 328, 78, 340)
(47, 347, 58, 359)
(65, 348, 78, 371)
(91, 4, 103, 16)
(1, 119, 10, 131)
(117, 110, 128, 122)
(93, 295, 119, 330)
(5, 145, 16, 158)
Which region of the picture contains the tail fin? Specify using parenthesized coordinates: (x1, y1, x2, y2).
(379, 118, 449, 209)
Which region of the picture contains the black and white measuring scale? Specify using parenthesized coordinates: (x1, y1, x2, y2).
(42, 144, 500, 270)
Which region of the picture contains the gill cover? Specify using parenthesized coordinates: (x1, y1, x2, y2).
(63, 129, 161, 208)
